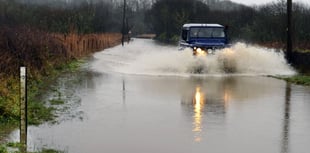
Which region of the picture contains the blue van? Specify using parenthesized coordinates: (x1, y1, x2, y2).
(179, 23, 229, 55)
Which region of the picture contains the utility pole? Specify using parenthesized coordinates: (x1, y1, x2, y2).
(121, 0, 127, 46)
(286, 0, 293, 63)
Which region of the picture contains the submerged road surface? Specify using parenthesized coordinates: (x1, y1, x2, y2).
(8, 39, 310, 153)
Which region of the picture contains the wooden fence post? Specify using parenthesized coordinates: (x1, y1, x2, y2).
(20, 67, 27, 152)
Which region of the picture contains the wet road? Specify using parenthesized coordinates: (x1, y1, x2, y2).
(8, 39, 310, 153)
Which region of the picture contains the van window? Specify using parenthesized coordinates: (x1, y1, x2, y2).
(181, 29, 188, 40)
(190, 27, 225, 38)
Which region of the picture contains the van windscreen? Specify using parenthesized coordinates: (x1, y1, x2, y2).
(190, 27, 225, 38)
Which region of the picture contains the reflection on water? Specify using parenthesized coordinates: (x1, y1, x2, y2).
(193, 87, 204, 142)
(281, 82, 291, 153)
(189, 81, 231, 142)
(223, 85, 232, 108)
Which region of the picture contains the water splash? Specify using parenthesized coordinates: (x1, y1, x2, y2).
(92, 39, 295, 76)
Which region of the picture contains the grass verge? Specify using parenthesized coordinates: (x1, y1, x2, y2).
(1, 142, 65, 153)
(270, 75, 310, 86)
(0, 59, 84, 125)
(0, 59, 83, 152)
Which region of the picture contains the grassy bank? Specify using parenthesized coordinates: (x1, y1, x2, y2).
(272, 75, 310, 86)
(0, 143, 64, 153)
(0, 59, 82, 124)
(0, 26, 121, 125)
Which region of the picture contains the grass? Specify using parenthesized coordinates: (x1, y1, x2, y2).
(27, 59, 85, 125)
(55, 59, 84, 72)
(271, 75, 310, 86)
(0, 77, 21, 123)
(39, 148, 65, 153)
(0, 58, 84, 126)
(0, 145, 8, 153)
(296, 48, 310, 53)
(49, 99, 65, 105)
(0, 143, 65, 153)
(282, 75, 310, 86)
(28, 100, 56, 125)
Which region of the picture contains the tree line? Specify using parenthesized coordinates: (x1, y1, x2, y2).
(0, 0, 309, 48)
(147, 0, 310, 49)
(0, 0, 145, 34)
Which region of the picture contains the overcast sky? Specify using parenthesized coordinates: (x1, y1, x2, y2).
(230, 0, 310, 6)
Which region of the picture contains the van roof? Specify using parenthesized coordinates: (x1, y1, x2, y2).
(182, 23, 224, 28)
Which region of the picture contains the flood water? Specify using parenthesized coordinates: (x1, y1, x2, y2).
(6, 39, 310, 153)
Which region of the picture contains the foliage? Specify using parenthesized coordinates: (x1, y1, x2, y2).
(283, 75, 310, 86)
(38, 148, 65, 153)
(0, 145, 8, 153)
(0, 26, 68, 78)
(49, 99, 65, 105)
(1, 0, 309, 48)
(0, 0, 123, 141)
(146, 0, 210, 42)
(271, 75, 310, 86)
(0, 74, 56, 125)
(0, 0, 121, 34)
(0, 26, 121, 125)
(0, 142, 65, 153)
(147, 0, 310, 49)
(0, 77, 20, 123)
(0, 0, 151, 35)
(6, 142, 22, 148)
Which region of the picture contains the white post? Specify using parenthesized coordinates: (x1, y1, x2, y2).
(20, 67, 27, 152)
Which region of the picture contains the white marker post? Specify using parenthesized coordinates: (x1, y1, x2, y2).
(20, 67, 27, 152)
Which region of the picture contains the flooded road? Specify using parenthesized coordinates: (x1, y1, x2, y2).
(8, 39, 310, 153)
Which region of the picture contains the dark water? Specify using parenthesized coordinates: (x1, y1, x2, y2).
(5, 39, 310, 153)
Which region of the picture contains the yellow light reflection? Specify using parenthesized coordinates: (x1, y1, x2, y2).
(196, 48, 207, 56)
(223, 87, 232, 108)
(193, 87, 204, 142)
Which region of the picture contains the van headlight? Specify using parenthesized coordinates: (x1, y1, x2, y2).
(208, 49, 213, 54)
(196, 48, 202, 53)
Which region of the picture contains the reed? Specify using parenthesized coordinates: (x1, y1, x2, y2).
(53, 32, 122, 58)
(0, 26, 121, 77)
